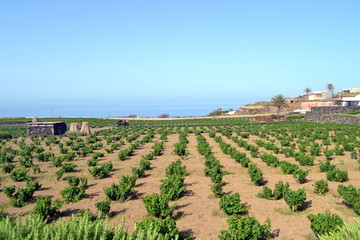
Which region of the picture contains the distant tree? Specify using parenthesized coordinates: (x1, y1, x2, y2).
(271, 94, 289, 117)
(304, 88, 311, 94)
(158, 113, 170, 118)
(326, 84, 334, 91)
(208, 108, 223, 116)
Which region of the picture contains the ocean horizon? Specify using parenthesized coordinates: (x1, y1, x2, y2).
(0, 99, 255, 118)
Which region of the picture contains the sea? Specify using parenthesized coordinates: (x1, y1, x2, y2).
(0, 98, 257, 118)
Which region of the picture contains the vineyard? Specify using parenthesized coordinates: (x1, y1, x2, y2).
(0, 119, 360, 239)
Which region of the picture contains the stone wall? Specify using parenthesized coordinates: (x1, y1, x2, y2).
(306, 106, 360, 117)
(297, 115, 360, 125)
(27, 122, 67, 136)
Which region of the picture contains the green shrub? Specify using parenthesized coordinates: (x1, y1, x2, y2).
(10, 169, 29, 182)
(3, 185, 36, 207)
(293, 169, 309, 184)
(257, 186, 273, 200)
(260, 153, 279, 167)
(51, 157, 64, 167)
(61, 186, 85, 203)
(32, 165, 41, 173)
(35, 152, 53, 162)
(351, 150, 358, 160)
(273, 181, 290, 200)
(104, 175, 135, 202)
(131, 167, 145, 178)
(324, 149, 334, 160)
(295, 153, 314, 166)
(319, 161, 336, 172)
(219, 216, 271, 240)
(55, 169, 65, 181)
(307, 211, 344, 237)
(284, 188, 306, 212)
(160, 175, 187, 201)
(337, 184, 360, 215)
(89, 162, 113, 179)
(61, 163, 77, 173)
(257, 181, 289, 200)
(2, 163, 15, 173)
(326, 169, 348, 182)
(33, 196, 63, 219)
(211, 182, 223, 197)
(87, 158, 98, 167)
(135, 216, 180, 239)
(166, 160, 186, 178)
(95, 199, 111, 216)
(19, 157, 33, 168)
(141, 152, 154, 160)
(248, 163, 263, 186)
(139, 159, 151, 171)
(142, 193, 175, 218)
(66, 176, 81, 186)
(151, 142, 164, 156)
(173, 143, 188, 158)
(313, 180, 329, 195)
(219, 193, 245, 215)
(279, 161, 299, 174)
(334, 146, 344, 156)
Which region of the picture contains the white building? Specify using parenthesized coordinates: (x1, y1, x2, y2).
(342, 88, 360, 94)
(341, 94, 360, 107)
(308, 90, 333, 101)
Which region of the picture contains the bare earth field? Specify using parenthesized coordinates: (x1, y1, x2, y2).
(1, 128, 360, 239)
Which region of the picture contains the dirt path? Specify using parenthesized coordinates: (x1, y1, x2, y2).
(108, 134, 178, 230)
(174, 133, 227, 239)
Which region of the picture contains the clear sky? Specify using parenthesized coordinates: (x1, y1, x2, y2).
(1, 1, 360, 108)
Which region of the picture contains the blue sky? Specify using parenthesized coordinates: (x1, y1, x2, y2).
(1, 1, 360, 109)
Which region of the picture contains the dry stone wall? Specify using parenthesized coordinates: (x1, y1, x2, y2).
(302, 115, 360, 125)
(27, 122, 67, 136)
(306, 106, 360, 117)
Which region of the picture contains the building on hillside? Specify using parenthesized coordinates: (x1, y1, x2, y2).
(225, 111, 236, 115)
(340, 94, 360, 107)
(342, 88, 360, 94)
(300, 102, 336, 111)
(285, 98, 302, 111)
(307, 91, 333, 101)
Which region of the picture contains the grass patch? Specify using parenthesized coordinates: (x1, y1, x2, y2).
(285, 114, 309, 121)
(334, 205, 358, 217)
(212, 209, 227, 218)
(274, 207, 312, 216)
(325, 113, 360, 118)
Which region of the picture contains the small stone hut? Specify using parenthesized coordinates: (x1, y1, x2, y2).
(27, 122, 67, 136)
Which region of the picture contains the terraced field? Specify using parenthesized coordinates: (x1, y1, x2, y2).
(1, 120, 360, 239)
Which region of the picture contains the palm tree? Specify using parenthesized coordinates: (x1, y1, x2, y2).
(271, 94, 289, 118)
(304, 88, 311, 94)
(326, 83, 334, 91)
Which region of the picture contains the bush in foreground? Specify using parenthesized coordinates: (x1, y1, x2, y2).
(319, 219, 360, 240)
(219, 215, 271, 240)
(307, 211, 344, 237)
(0, 213, 182, 240)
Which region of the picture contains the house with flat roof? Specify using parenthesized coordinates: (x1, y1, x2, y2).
(340, 94, 360, 107)
(342, 88, 360, 94)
